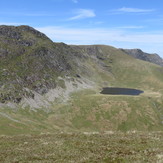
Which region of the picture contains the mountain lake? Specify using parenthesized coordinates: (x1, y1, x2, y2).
(100, 87, 144, 95)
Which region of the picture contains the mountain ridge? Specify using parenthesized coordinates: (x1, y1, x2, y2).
(0, 25, 163, 106)
(120, 48, 163, 67)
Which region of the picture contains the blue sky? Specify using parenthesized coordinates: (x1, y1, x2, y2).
(1, 0, 163, 57)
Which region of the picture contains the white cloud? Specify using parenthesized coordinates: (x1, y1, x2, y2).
(69, 9, 96, 20)
(72, 0, 78, 3)
(110, 7, 155, 15)
(36, 26, 163, 57)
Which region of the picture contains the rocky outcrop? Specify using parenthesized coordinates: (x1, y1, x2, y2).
(120, 49, 163, 67)
(0, 25, 79, 104)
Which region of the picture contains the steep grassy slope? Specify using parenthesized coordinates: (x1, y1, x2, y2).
(72, 45, 163, 90)
(0, 26, 163, 135)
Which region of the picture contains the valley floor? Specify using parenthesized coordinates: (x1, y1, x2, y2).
(0, 131, 163, 163)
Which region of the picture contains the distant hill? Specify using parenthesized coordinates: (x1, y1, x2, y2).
(120, 48, 163, 67)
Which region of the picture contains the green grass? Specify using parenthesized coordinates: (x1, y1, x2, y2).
(0, 107, 56, 135)
(45, 88, 163, 132)
(0, 88, 162, 135)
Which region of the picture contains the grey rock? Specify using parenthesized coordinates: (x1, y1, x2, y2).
(120, 48, 163, 67)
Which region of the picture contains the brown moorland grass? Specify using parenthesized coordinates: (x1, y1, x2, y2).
(0, 131, 162, 163)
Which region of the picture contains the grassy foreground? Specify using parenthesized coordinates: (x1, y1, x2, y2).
(0, 131, 162, 163)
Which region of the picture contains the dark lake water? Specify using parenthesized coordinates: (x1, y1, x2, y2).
(100, 87, 144, 96)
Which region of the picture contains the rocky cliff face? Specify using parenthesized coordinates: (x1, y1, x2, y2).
(0, 25, 80, 104)
(120, 48, 163, 67)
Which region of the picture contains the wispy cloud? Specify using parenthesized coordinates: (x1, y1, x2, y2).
(117, 26, 144, 29)
(68, 9, 96, 20)
(117, 7, 155, 13)
(36, 26, 163, 44)
(72, 0, 78, 3)
(110, 7, 155, 15)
